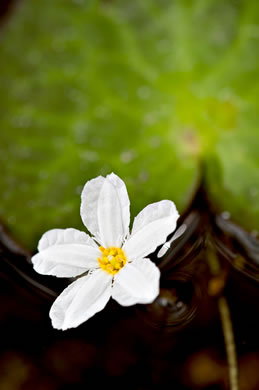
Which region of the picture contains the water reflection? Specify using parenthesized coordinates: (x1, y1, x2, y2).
(1, 189, 259, 388)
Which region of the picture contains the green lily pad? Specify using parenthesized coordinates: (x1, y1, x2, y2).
(0, 0, 258, 249)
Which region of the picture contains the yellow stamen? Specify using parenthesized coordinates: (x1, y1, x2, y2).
(98, 246, 127, 275)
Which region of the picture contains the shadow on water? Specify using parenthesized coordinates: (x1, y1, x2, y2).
(1, 185, 259, 389)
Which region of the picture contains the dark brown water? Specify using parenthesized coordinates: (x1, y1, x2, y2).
(1, 186, 259, 389)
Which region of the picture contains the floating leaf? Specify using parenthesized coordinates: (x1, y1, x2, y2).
(0, 0, 258, 249)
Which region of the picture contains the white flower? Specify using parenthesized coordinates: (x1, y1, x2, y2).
(31, 173, 179, 330)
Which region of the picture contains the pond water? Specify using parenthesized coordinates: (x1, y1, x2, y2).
(1, 188, 259, 389)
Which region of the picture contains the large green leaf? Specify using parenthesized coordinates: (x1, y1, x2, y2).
(0, 0, 258, 249)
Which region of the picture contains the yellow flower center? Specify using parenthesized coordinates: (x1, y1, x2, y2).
(98, 246, 127, 275)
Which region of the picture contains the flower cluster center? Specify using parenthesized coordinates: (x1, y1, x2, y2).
(98, 246, 127, 275)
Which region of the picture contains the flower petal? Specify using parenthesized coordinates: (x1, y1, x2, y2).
(50, 269, 113, 330)
(38, 228, 98, 251)
(32, 228, 100, 277)
(80, 176, 105, 242)
(80, 173, 130, 247)
(112, 258, 160, 306)
(123, 200, 179, 260)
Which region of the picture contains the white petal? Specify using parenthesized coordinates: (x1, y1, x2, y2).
(80, 176, 105, 242)
(50, 269, 113, 330)
(38, 228, 98, 251)
(32, 228, 100, 278)
(80, 173, 130, 247)
(123, 200, 179, 260)
(112, 258, 160, 306)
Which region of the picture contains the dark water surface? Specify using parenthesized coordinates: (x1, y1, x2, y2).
(1, 187, 259, 389)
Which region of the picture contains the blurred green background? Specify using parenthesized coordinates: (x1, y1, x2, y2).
(0, 0, 259, 249)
